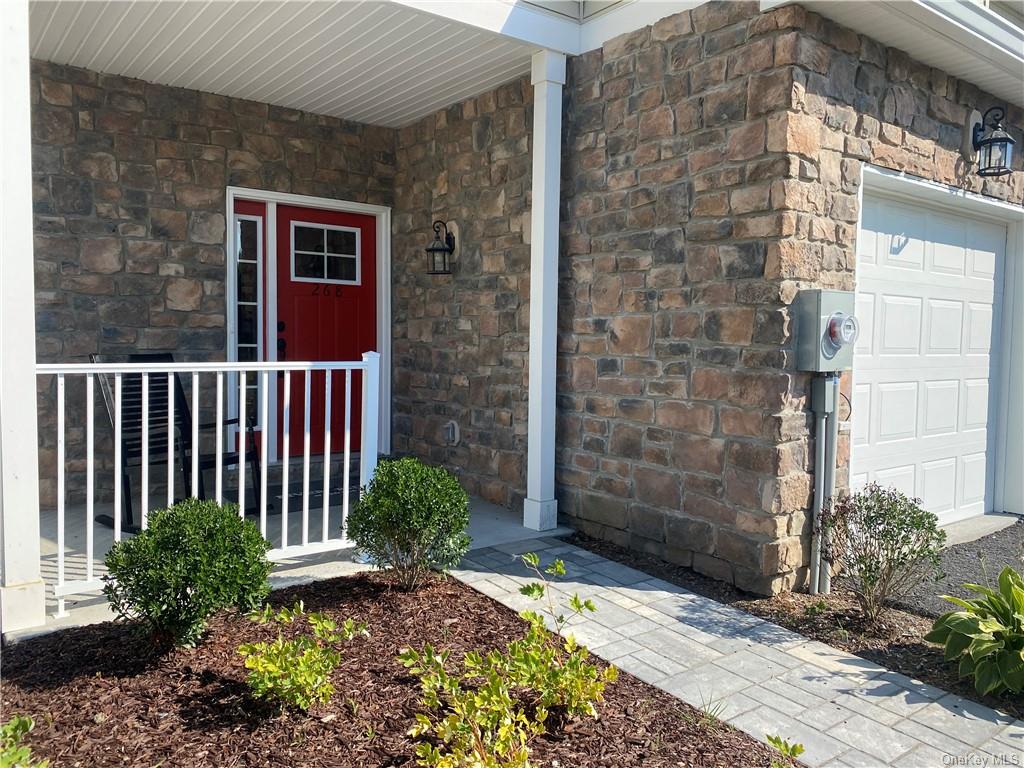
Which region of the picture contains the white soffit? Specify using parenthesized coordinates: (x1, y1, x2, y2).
(28, 0, 535, 128)
(765, 0, 1024, 108)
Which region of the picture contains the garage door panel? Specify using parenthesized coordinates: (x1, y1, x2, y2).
(925, 299, 963, 355)
(875, 464, 917, 497)
(922, 380, 959, 437)
(962, 379, 989, 431)
(921, 458, 957, 515)
(929, 212, 967, 276)
(879, 295, 922, 355)
(875, 382, 918, 442)
(853, 193, 1005, 524)
(965, 303, 994, 354)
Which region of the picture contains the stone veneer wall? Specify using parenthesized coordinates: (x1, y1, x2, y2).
(556, 1, 1023, 593)
(391, 79, 533, 509)
(31, 60, 396, 505)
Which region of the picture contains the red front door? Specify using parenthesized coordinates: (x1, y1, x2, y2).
(275, 204, 377, 456)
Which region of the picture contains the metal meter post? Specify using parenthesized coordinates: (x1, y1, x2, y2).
(794, 290, 860, 595)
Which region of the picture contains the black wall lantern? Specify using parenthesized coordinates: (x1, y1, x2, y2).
(425, 220, 455, 275)
(963, 106, 1016, 178)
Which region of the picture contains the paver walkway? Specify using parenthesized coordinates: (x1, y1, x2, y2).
(453, 537, 1024, 768)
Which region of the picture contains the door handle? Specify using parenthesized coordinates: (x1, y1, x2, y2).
(277, 337, 286, 360)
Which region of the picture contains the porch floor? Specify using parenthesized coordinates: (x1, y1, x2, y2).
(24, 496, 570, 640)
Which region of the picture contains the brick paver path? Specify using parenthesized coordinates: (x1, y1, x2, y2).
(453, 538, 1024, 768)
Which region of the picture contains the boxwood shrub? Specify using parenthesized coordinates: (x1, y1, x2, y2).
(104, 498, 272, 646)
(346, 457, 470, 589)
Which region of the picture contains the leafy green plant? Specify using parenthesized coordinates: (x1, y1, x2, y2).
(103, 499, 272, 646)
(399, 553, 617, 768)
(766, 734, 805, 768)
(238, 601, 369, 712)
(803, 599, 829, 617)
(820, 483, 945, 622)
(346, 457, 470, 590)
(924, 565, 1024, 696)
(1, 715, 48, 768)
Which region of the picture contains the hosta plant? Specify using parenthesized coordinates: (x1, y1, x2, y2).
(238, 601, 369, 712)
(924, 565, 1024, 696)
(399, 553, 617, 768)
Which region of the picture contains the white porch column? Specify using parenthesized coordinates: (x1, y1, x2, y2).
(523, 49, 565, 531)
(0, 0, 46, 632)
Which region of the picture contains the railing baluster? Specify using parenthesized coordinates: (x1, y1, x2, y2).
(238, 371, 246, 519)
(167, 373, 174, 508)
(260, 370, 269, 537)
(113, 373, 122, 543)
(215, 371, 223, 505)
(191, 372, 199, 498)
(322, 369, 332, 543)
(281, 371, 290, 550)
(141, 373, 149, 528)
(56, 373, 66, 617)
(302, 369, 311, 546)
(86, 374, 94, 583)
(342, 369, 352, 541)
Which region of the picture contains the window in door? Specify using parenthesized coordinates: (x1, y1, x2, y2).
(291, 221, 361, 284)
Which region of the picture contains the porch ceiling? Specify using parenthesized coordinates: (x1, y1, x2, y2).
(28, 0, 535, 128)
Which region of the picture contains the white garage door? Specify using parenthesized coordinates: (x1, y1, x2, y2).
(852, 193, 1007, 524)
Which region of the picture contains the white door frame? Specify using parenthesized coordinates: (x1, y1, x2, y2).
(856, 165, 1023, 517)
(225, 186, 392, 460)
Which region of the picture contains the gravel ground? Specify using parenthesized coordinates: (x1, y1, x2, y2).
(893, 518, 1024, 618)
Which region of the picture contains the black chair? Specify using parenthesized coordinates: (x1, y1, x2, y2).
(91, 353, 262, 531)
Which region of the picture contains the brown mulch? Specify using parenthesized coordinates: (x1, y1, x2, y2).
(1, 572, 787, 767)
(568, 533, 1023, 720)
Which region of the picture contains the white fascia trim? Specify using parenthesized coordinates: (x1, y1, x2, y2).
(391, 0, 582, 54)
(861, 165, 1024, 220)
(392, 0, 704, 56)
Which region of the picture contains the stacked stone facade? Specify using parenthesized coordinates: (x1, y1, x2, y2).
(31, 60, 395, 505)
(555, 1, 1022, 593)
(391, 79, 533, 509)
(29, 3, 1023, 592)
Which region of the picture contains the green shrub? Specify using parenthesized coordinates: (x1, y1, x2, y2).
(924, 565, 1024, 696)
(400, 553, 616, 768)
(821, 483, 945, 622)
(346, 457, 470, 590)
(104, 498, 272, 646)
(238, 601, 368, 712)
(1, 715, 48, 768)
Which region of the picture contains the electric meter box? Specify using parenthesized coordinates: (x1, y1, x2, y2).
(795, 289, 859, 372)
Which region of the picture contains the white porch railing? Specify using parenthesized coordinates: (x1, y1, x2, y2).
(36, 353, 380, 616)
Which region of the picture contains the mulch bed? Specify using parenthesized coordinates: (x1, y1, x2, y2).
(568, 533, 1023, 720)
(1, 572, 787, 767)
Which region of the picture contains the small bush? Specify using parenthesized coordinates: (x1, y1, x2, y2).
(924, 565, 1024, 696)
(104, 498, 272, 646)
(821, 483, 945, 622)
(400, 553, 616, 767)
(239, 601, 368, 712)
(346, 457, 470, 590)
(1, 715, 48, 768)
